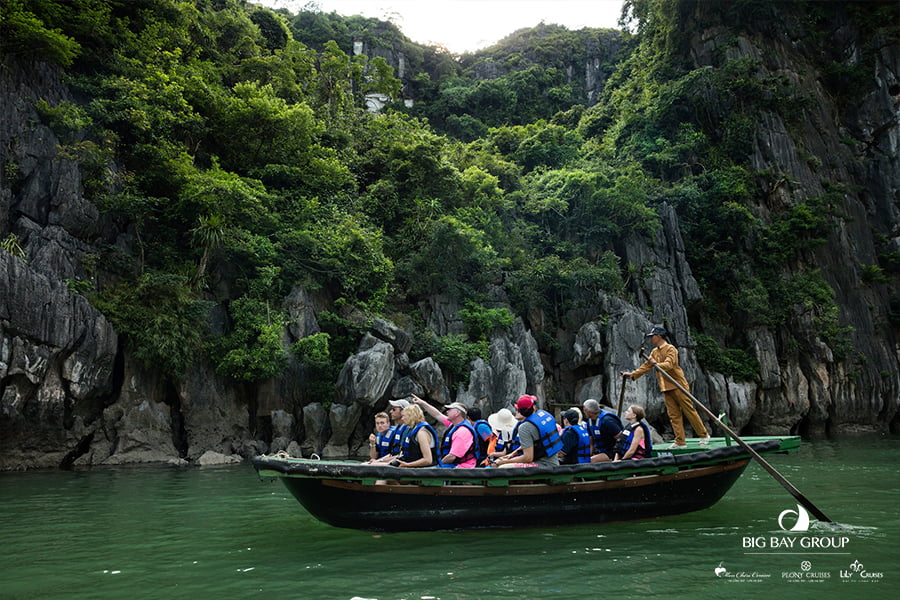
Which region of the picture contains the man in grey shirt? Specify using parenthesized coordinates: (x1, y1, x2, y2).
(494, 395, 560, 468)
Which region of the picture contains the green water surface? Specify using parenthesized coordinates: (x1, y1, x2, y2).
(1, 436, 897, 599)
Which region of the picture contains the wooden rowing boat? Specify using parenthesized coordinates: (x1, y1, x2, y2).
(252, 436, 800, 531)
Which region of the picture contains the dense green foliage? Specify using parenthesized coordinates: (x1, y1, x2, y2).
(5, 0, 890, 391)
(692, 331, 758, 382)
(93, 272, 212, 380)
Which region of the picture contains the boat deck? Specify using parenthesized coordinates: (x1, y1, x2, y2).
(654, 435, 801, 455)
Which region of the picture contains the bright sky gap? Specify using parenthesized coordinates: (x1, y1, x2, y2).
(261, 0, 626, 53)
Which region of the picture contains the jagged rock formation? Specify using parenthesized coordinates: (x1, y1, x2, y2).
(684, 4, 900, 434)
(1, 4, 898, 470)
(0, 252, 118, 469)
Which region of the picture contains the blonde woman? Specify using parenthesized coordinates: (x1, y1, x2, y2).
(394, 404, 438, 468)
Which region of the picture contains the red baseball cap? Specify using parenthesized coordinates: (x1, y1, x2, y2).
(515, 395, 536, 411)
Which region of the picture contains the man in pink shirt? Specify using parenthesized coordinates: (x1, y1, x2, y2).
(412, 396, 478, 468)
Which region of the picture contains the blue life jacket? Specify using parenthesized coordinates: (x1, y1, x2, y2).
(614, 421, 653, 459)
(440, 420, 479, 466)
(562, 424, 592, 463)
(523, 409, 563, 459)
(473, 419, 492, 459)
(507, 422, 523, 453)
(401, 421, 437, 465)
(386, 423, 409, 454)
(585, 410, 623, 456)
(495, 429, 518, 454)
(374, 428, 393, 458)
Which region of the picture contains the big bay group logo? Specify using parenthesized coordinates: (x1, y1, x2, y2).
(742, 504, 850, 551)
(720, 504, 887, 586)
(778, 504, 810, 531)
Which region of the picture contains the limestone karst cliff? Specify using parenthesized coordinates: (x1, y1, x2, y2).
(1, 1, 897, 470)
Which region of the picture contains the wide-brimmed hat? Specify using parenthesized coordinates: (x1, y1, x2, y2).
(488, 408, 517, 433)
(444, 402, 468, 415)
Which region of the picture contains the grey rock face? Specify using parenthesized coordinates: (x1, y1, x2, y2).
(301, 402, 328, 456)
(0, 253, 117, 470)
(407, 358, 450, 404)
(321, 402, 363, 458)
(270, 409, 296, 439)
(708, 21, 898, 432)
(621, 202, 700, 342)
(95, 351, 180, 465)
(455, 318, 544, 413)
(335, 336, 396, 407)
(197, 450, 243, 466)
(572, 321, 604, 367)
(371, 318, 412, 354)
(100, 400, 178, 465)
(283, 286, 321, 340)
(419, 294, 466, 336)
(1, 61, 99, 245)
(178, 360, 251, 461)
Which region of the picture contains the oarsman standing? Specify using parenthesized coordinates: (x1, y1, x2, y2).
(621, 325, 710, 450)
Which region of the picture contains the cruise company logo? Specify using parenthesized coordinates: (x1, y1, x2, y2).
(778, 504, 810, 532)
(782, 560, 830, 582)
(730, 507, 887, 586)
(712, 561, 770, 583)
(741, 505, 849, 551)
(840, 560, 884, 582)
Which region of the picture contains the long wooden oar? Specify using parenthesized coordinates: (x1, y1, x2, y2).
(640, 349, 833, 523)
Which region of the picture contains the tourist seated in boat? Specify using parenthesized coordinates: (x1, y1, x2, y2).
(494, 395, 562, 468)
(365, 412, 392, 462)
(494, 410, 527, 463)
(613, 404, 654, 461)
(582, 398, 624, 463)
(413, 396, 479, 468)
(393, 404, 438, 468)
(558, 408, 592, 464)
(367, 398, 411, 464)
(467, 406, 494, 464)
(386, 398, 412, 452)
(485, 408, 518, 465)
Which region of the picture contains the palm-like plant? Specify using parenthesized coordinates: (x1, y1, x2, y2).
(190, 214, 226, 288)
(0, 233, 26, 259)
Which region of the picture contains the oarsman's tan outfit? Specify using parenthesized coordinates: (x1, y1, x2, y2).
(629, 341, 708, 446)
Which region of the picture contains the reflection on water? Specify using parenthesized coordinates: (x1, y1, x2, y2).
(0, 436, 897, 599)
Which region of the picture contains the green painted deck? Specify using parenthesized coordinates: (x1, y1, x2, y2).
(653, 435, 801, 455)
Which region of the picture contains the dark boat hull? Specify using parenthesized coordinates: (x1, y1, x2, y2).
(280, 460, 750, 531)
(253, 439, 795, 531)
